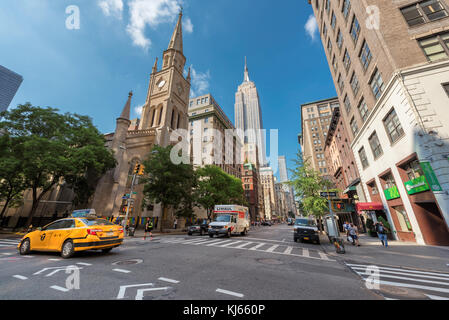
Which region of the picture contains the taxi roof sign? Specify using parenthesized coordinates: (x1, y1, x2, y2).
(70, 209, 97, 218)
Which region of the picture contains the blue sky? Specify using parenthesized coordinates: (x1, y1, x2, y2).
(0, 0, 337, 179)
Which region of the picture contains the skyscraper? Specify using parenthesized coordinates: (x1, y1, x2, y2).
(0, 65, 23, 112)
(278, 156, 297, 217)
(234, 57, 266, 166)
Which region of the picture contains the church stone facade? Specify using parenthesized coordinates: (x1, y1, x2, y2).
(89, 12, 191, 230)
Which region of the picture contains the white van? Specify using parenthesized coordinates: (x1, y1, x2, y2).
(208, 205, 250, 238)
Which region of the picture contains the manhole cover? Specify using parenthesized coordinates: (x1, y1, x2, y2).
(378, 285, 426, 299)
(257, 258, 283, 265)
(112, 259, 143, 266)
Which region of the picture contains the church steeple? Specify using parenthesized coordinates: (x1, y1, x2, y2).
(119, 91, 133, 120)
(244, 56, 250, 82)
(168, 10, 183, 53)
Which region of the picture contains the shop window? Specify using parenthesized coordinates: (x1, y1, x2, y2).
(392, 206, 413, 232)
(403, 159, 424, 180)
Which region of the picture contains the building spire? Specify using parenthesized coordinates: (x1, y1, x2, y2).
(119, 91, 132, 120)
(152, 57, 158, 74)
(244, 56, 250, 82)
(187, 66, 191, 82)
(168, 10, 183, 53)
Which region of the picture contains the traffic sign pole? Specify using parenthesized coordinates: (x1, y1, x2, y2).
(124, 173, 137, 236)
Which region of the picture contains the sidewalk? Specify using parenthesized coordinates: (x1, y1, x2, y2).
(319, 233, 449, 272)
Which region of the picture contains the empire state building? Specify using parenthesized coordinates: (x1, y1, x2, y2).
(234, 57, 266, 166)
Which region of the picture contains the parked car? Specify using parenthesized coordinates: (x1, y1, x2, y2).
(293, 218, 320, 244)
(187, 219, 210, 236)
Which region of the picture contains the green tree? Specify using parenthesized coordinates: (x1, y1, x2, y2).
(288, 150, 333, 231)
(0, 134, 27, 219)
(0, 104, 116, 227)
(194, 165, 246, 221)
(141, 145, 197, 230)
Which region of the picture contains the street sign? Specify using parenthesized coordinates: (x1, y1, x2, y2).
(320, 192, 337, 198)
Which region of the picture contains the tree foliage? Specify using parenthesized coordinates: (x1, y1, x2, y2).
(288, 150, 333, 222)
(0, 104, 116, 226)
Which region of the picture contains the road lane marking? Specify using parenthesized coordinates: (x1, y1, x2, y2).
(48, 259, 62, 261)
(113, 269, 131, 274)
(135, 287, 171, 300)
(179, 238, 210, 244)
(283, 246, 293, 255)
(186, 239, 215, 245)
(205, 240, 228, 246)
(216, 288, 244, 298)
(13, 275, 28, 280)
(117, 283, 154, 300)
(318, 252, 331, 261)
(350, 266, 449, 281)
(158, 277, 180, 284)
(265, 245, 279, 253)
(50, 285, 70, 292)
(76, 262, 92, 266)
(1, 253, 13, 256)
(355, 271, 449, 286)
(369, 279, 449, 294)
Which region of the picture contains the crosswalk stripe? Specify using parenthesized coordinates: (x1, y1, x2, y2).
(283, 246, 293, 255)
(350, 266, 449, 281)
(216, 240, 240, 247)
(318, 252, 330, 261)
(302, 249, 310, 258)
(356, 271, 449, 287)
(0, 244, 14, 247)
(425, 294, 449, 300)
(179, 238, 209, 245)
(346, 263, 449, 278)
(265, 245, 279, 253)
(233, 242, 254, 249)
(249, 243, 266, 251)
(371, 279, 449, 294)
(205, 240, 229, 246)
(189, 239, 215, 245)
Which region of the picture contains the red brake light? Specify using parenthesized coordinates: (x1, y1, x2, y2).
(87, 229, 102, 236)
(119, 228, 124, 233)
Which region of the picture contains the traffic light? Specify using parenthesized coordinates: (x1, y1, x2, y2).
(138, 164, 145, 176)
(134, 163, 141, 175)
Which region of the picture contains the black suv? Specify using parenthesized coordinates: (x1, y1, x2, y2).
(293, 218, 320, 244)
(188, 219, 210, 236)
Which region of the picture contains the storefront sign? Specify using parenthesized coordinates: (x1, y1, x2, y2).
(420, 162, 443, 192)
(384, 186, 400, 200)
(404, 176, 430, 195)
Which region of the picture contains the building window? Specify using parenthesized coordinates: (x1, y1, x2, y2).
(327, 38, 333, 55)
(418, 32, 449, 61)
(383, 108, 405, 143)
(404, 159, 424, 180)
(401, 0, 448, 27)
(342, 0, 351, 20)
(323, 23, 328, 38)
(331, 11, 337, 29)
(368, 131, 383, 159)
(325, 0, 330, 14)
(358, 147, 369, 169)
(350, 72, 360, 96)
(343, 49, 351, 71)
(359, 40, 373, 71)
(332, 55, 338, 73)
(337, 73, 344, 91)
(204, 117, 209, 123)
(443, 82, 449, 96)
(358, 98, 369, 122)
(370, 68, 385, 100)
(350, 15, 360, 43)
(336, 29, 343, 49)
(383, 172, 396, 190)
(344, 94, 351, 113)
(350, 117, 359, 135)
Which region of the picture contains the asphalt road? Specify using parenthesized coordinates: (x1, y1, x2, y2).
(0, 224, 383, 300)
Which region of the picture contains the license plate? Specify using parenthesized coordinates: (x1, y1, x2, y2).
(107, 232, 114, 236)
(303, 237, 309, 240)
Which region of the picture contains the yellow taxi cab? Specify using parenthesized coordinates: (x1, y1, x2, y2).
(17, 210, 124, 259)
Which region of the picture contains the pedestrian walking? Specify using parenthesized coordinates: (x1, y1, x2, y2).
(144, 219, 154, 240)
(375, 222, 389, 247)
(173, 218, 178, 230)
(348, 223, 360, 247)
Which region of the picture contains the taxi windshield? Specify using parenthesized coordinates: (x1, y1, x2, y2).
(215, 215, 231, 223)
(81, 219, 115, 226)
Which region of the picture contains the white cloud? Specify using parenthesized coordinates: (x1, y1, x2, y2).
(134, 104, 144, 116)
(98, 0, 124, 19)
(126, 0, 181, 51)
(305, 15, 318, 41)
(184, 17, 193, 34)
(189, 65, 210, 98)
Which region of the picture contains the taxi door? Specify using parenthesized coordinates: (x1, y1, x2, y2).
(48, 220, 76, 251)
(33, 221, 65, 250)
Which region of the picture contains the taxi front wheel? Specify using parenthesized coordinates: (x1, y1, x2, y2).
(61, 240, 75, 259)
(19, 238, 31, 255)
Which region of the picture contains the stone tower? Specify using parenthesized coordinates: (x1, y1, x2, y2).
(139, 11, 191, 147)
